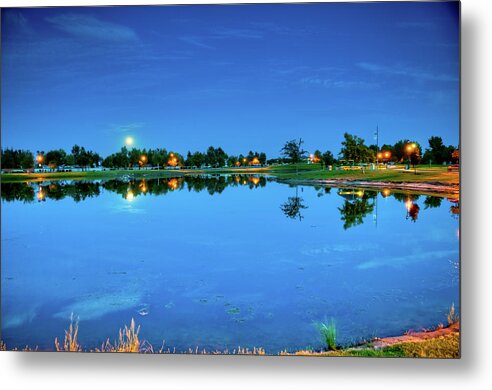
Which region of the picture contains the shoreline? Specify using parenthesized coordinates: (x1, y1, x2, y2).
(1, 321, 460, 357)
(1, 167, 459, 197)
(276, 178, 459, 198)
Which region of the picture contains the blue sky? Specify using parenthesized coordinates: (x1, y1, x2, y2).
(1, 2, 459, 157)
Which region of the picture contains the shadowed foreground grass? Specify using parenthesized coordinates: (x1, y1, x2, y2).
(0, 318, 459, 357)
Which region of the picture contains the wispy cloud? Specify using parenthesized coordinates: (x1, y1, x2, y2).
(108, 122, 145, 133)
(45, 14, 139, 43)
(179, 21, 303, 50)
(3, 10, 32, 35)
(179, 36, 215, 49)
(300, 76, 378, 89)
(396, 21, 434, 29)
(211, 27, 263, 39)
(357, 62, 458, 82)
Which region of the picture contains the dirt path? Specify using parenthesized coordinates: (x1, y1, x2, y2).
(372, 321, 460, 348)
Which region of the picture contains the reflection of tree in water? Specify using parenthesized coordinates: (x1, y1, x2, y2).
(0, 175, 270, 203)
(280, 187, 308, 221)
(450, 202, 460, 218)
(424, 196, 443, 209)
(338, 194, 375, 230)
(406, 201, 420, 222)
(0, 183, 35, 203)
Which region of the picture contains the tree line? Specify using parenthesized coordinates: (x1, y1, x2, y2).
(279, 134, 458, 168)
(1, 134, 458, 170)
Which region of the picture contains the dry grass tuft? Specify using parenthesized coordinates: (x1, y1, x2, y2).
(55, 314, 82, 352)
(447, 303, 459, 325)
(96, 318, 140, 353)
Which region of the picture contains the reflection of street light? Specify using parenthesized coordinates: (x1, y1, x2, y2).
(37, 188, 45, 201)
(126, 191, 134, 201)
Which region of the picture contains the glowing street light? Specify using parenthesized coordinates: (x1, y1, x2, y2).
(406, 143, 418, 174)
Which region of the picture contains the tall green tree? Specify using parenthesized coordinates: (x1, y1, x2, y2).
(280, 138, 307, 164)
(339, 133, 374, 163)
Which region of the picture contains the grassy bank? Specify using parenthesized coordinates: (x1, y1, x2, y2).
(0, 318, 459, 358)
(0, 167, 271, 183)
(269, 164, 459, 185)
(1, 164, 458, 185)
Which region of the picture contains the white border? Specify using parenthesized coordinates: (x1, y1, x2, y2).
(1, 0, 491, 389)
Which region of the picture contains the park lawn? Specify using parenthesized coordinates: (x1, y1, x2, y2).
(0, 164, 458, 186)
(0, 166, 271, 183)
(271, 166, 459, 185)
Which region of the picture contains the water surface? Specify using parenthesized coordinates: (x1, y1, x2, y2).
(1, 175, 460, 352)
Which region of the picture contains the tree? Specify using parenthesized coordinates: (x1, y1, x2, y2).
(313, 150, 323, 165)
(258, 152, 267, 165)
(393, 140, 411, 162)
(422, 136, 448, 164)
(321, 150, 336, 167)
(451, 148, 459, 164)
(280, 138, 307, 164)
(339, 133, 374, 163)
(1, 149, 34, 169)
(45, 149, 67, 169)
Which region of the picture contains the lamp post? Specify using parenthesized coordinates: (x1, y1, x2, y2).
(140, 155, 147, 169)
(406, 143, 417, 173)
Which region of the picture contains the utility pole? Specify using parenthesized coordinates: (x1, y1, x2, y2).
(374, 125, 379, 170)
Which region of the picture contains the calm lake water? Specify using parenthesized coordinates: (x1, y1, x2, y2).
(1, 175, 459, 353)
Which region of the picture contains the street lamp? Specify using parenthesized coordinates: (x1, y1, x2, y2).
(406, 143, 418, 174)
(36, 155, 44, 168)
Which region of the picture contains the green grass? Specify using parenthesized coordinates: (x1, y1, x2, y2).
(0, 167, 270, 183)
(1, 163, 458, 187)
(1, 318, 459, 357)
(272, 166, 459, 185)
(318, 320, 337, 351)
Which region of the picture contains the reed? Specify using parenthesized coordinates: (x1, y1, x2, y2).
(55, 314, 81, 352)
(447, 303, 458, 325)
(96, 318, 140, 352)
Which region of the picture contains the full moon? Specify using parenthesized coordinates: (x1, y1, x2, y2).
(125, 136, 134, 146)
